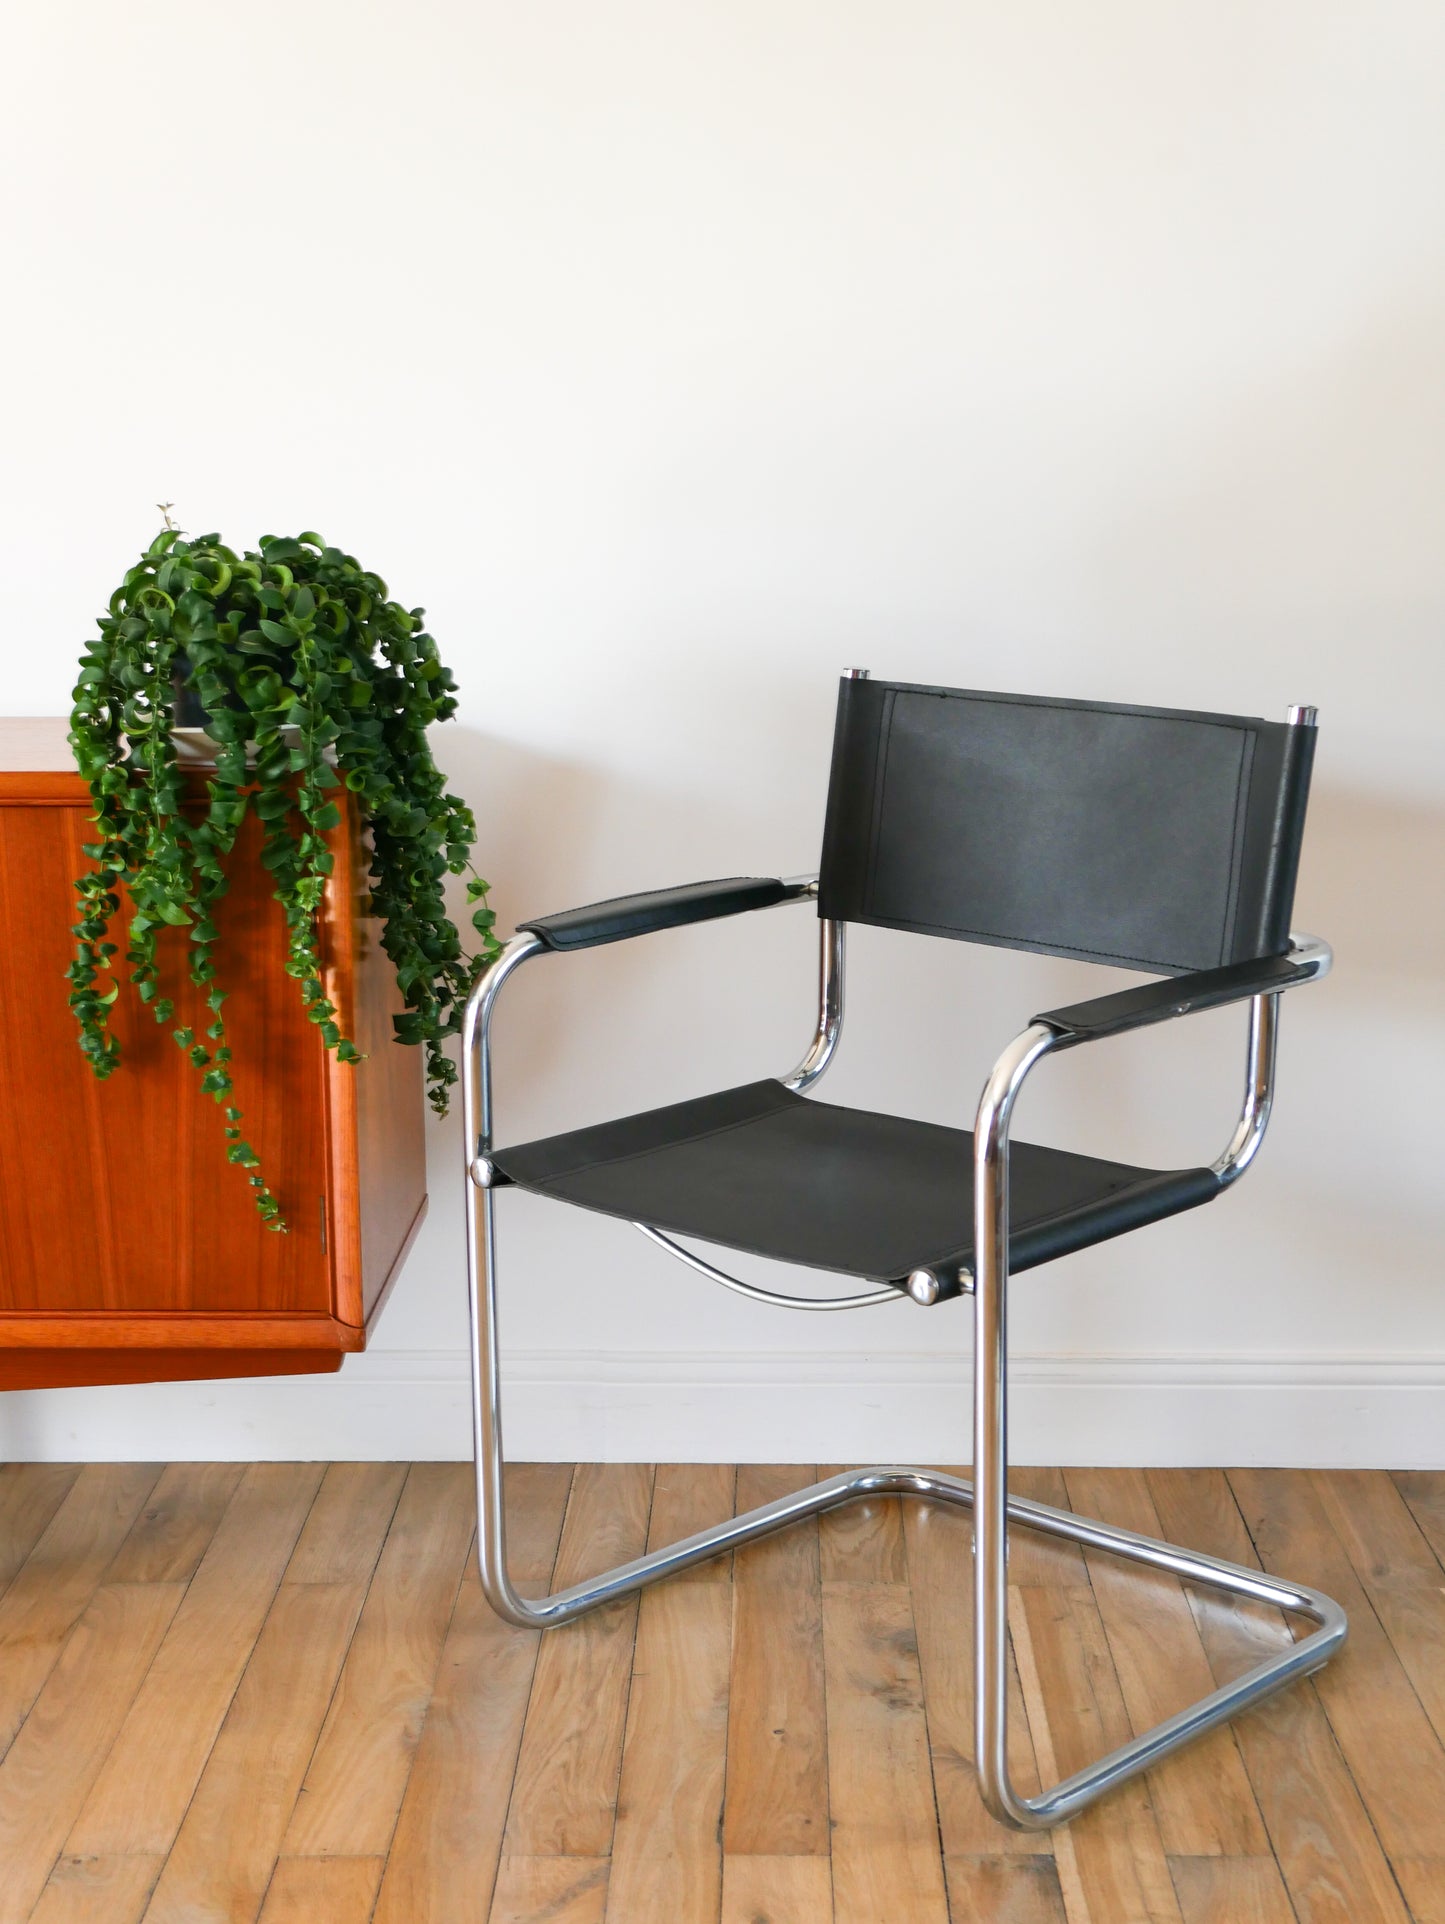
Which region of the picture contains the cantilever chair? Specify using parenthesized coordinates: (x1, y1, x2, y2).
(461, 673, 1346, 1830)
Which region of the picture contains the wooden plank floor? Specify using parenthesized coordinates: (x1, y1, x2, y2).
(2, 1463, 1443, 1924)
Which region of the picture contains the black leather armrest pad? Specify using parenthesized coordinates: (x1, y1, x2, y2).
(1037, 952, 1318, 1045)
(518, 876, 796, 951)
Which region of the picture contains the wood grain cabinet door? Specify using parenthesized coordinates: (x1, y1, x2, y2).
(0, 735, 427, 1387)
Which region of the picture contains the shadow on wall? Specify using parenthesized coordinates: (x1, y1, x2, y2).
(1014, 771, 1445, 1182)
(436, 724, 609, 925)
(1299, 781, 1445, 1003)
(436, 717, 817, 920)
(1278, 776, 1445, 1247)
(424, 722, 817, 1111)
(1257, 776, 1445, 1347)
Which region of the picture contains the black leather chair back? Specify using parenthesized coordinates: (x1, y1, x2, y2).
(817, 677, 1314, 975)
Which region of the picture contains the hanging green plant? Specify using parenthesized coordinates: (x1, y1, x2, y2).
(67, 525, 500, 1228)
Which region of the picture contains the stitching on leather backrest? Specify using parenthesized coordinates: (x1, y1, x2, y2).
(1217, 727, 1254, 967)
(855, 684, 1257, 972)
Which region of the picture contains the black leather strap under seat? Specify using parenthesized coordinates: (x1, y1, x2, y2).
(492, 1080, 1221, 1291)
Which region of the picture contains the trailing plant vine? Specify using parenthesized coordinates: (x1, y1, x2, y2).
(68, 527, 500, 1228)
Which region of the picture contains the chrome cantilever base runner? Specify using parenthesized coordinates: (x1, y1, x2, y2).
(468, 1433, 1345, 1833)
(462, 932, 1347, 1831)
(465, 1220, 1346, 1832)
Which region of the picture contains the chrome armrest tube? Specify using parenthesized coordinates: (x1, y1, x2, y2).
(1032, 932, 1329, 1192)
(1208, 931, 1329, 1188)
(1211, 988, 1278, 1187)
(462, 930, 546, 1176)
(462, 875, 826, 1177)
(776, 875, 845, 1095)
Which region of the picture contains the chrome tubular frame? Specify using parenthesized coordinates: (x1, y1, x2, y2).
(460, 924, 1346, 1825)
(1212, 989, 1279, 1187)
(783, 906, 845, 1093)
(632, 1222, 902, 1311)
(1210, 933, 1328, 1188)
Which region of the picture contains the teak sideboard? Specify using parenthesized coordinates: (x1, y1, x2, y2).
(0, 720, 426, 1390)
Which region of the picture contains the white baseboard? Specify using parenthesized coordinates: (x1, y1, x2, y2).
(1, 1349, 1442, 1467)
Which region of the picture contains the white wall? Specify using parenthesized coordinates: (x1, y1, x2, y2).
(2, 2, 1442, 1464)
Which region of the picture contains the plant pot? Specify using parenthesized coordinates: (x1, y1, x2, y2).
(171, 657, 243, 730)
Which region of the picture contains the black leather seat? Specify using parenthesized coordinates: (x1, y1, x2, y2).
(492, 1076, 1219, 1295)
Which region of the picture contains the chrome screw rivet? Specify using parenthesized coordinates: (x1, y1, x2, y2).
(907, 1268, 942, 1306)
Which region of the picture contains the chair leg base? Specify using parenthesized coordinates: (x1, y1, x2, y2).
(477, 1462, 1347, 1831)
